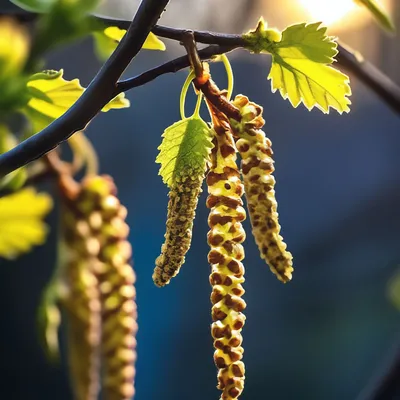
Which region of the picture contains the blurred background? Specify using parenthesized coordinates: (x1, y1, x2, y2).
(0, 0, 400, 399)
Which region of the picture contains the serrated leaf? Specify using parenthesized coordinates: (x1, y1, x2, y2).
(93, 26, 165, 61)
(267, 22, 351, 113)
(156, 117, 214, 188)
(22, 69, 129, 134)
(355, 0, 395, 32)
(0, 188, 53, 260)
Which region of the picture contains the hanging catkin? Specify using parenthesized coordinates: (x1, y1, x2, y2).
(153, 175, 203, 287)
(230, 95, 293, 283)
(60, 175, 137, 400)
(60, 176, 102, 400)
(207, 107, 247, 400)
(77, 176, 137, 400)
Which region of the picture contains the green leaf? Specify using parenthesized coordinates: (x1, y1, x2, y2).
(0, 125, 27, 191)
(93, 26, 165, 61)
(247, 20, 351, 113)
(355, 0, 395, 32)
(10, 0, 56, 13)
(156, 117, 214, 188)
(11, 0, 99, 14)
(22, 69, 130, 134)
(0, 18, 29, 78)
(0, 188, 53, 259)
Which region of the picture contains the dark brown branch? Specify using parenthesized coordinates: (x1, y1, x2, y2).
(4, 9, 400, 115)
(356, 337, 400, 400)
(336, 44, 400, 115)
(0, 0, 170, 177)
(116, 45, 238, 93)
(1, 8, 399, 178)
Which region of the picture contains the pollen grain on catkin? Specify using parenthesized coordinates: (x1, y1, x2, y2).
(207, 106, 247, 400)
(230, 95, 293, 283)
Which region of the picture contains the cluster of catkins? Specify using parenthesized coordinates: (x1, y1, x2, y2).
(154, 94, 293, 399)
(54, 175, 137, 400)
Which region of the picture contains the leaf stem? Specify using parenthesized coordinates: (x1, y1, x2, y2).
(180, 70, 196, 120)
(220, 54, 234, 101)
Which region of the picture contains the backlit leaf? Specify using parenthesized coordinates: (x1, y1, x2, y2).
(93, 26, 165, 61)
(355, 0, 395, 32)
(0, 188, 53, 259)
(156, 117, 214, 188)
(22, 69, 129, 134)
(244, 19, 351, 113)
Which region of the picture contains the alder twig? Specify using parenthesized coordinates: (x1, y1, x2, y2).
(6, 9, 400, 115)
(0, 0, 170, 178)
(0, 8, 399, 178)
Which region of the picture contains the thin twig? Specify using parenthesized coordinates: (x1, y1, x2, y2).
(336, 43, 400, 115)
(1, 8, 399, 178)
(0, 0, 170, 177)
(116, 45, 237, 92)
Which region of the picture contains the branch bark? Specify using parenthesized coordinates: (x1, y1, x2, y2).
(0, 9, 399, 178)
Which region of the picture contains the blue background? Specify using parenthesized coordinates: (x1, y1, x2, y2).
(0, 1, 400, 399)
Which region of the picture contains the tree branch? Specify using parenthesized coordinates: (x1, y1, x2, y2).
(1, 8, 399, 178)
(4, 9, 400, 115)
(116, 45, 238, 93)
(0, 0, 170, 178)
(336, 44, 400, 115)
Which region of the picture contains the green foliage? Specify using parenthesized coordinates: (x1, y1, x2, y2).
(355, 0, 395, 32)
(243, 19, 351, 113)
(93, 26, 165, 61)
(10, 0, 57, 13)
(0, 187, 53, 260)
(156, 116, 214, 188)
(0, 125, 27, 191)
(22, 69, 129, 134)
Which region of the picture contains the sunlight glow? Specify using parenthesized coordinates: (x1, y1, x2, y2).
(297, 0, 358, 26)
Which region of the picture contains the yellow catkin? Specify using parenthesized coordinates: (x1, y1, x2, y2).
(61, 181, 102, 400)
(153, 175, 202, 287)
(77, 176, 137, 400)
(207, 107, 247, 400)
(230, 95, 293, 283)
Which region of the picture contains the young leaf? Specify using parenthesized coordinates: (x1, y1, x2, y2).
(355, 0, 395, 32)
(22, 69, 129, 134)
(156, 117, 213, 188)
(0, 188, 53, 260)
(93, 26, 165, 61)
(244, 20, 351, 113)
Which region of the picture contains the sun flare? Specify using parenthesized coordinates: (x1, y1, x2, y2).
(298, 0, 357, 25)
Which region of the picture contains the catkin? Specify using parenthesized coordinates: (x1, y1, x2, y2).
(76, 176, 137, 400)
(60, 179, 102, 400)
(153, 175, 203, 287)
(60, 175, 137, 400)
(207, 107, 247, 400)
(230, 95, 293, 283)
